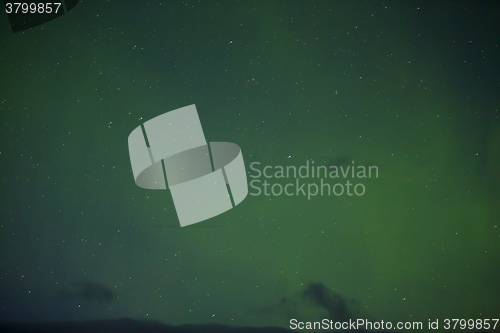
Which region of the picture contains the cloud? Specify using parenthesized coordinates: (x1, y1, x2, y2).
(56, 281, 116, 303)
(251, 282, 360, 323)
(302, 282, 353, 322)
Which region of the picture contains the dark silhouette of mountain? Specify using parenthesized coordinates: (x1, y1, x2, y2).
(0, 318, 400, 333)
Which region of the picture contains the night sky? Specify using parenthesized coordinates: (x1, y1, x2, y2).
(1, 0, 499, 331)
